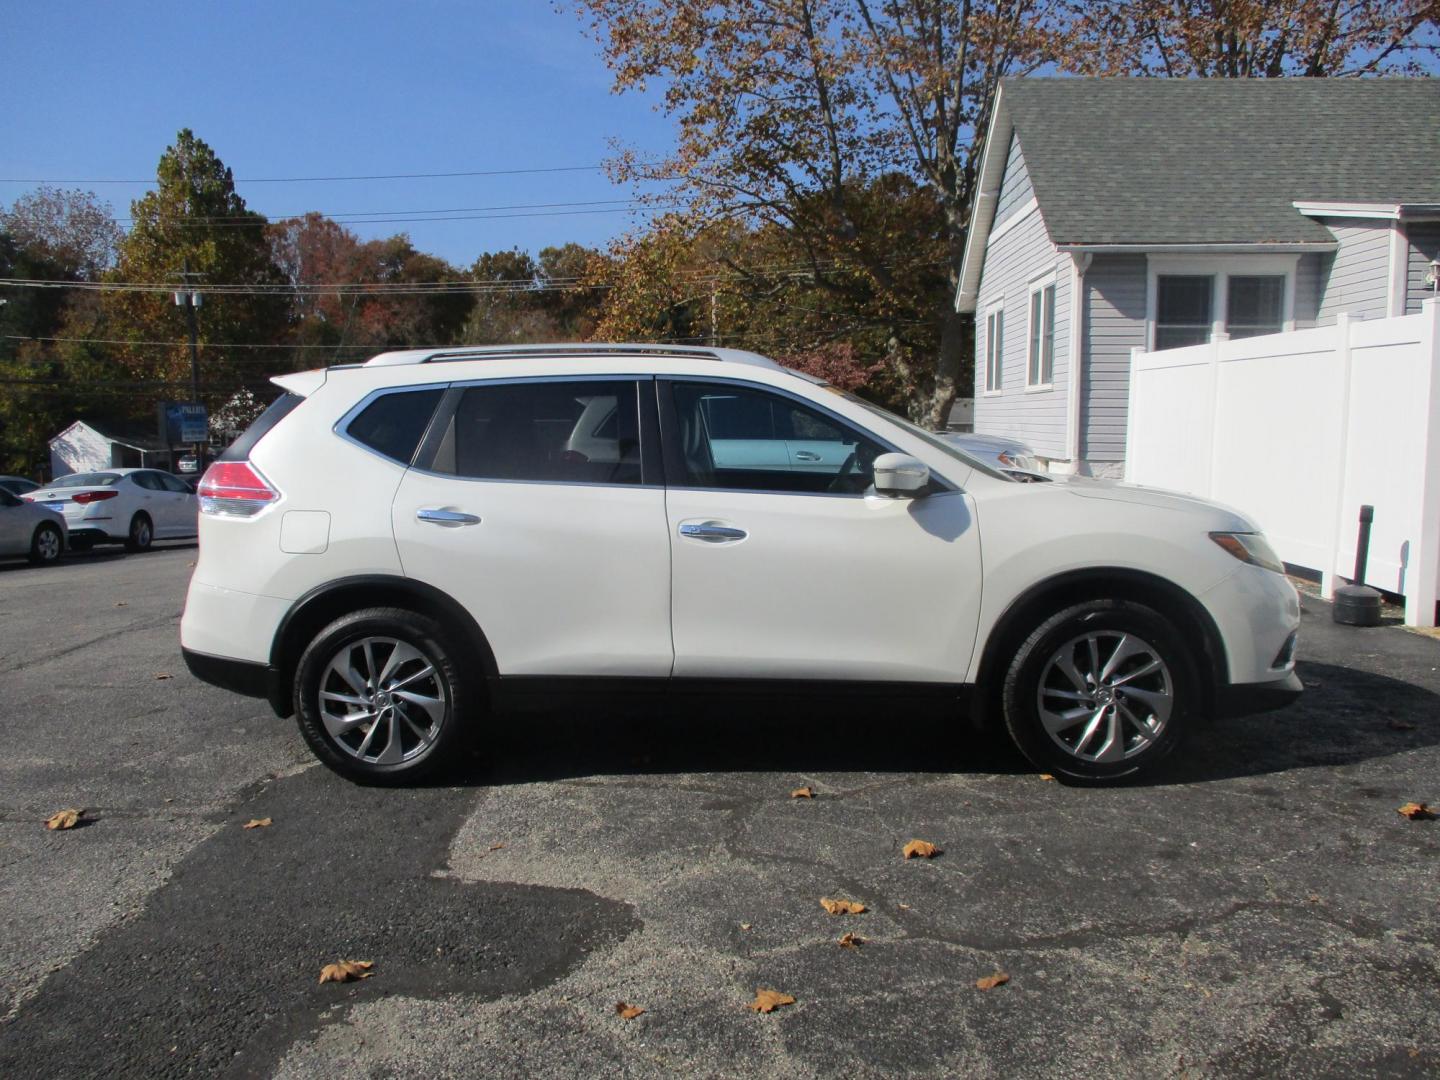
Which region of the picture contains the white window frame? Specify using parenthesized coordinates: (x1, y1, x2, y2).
(1145, 255, 1299, 351)
(1025, 272, 1056, 390)
(983, 300, 1004, 395)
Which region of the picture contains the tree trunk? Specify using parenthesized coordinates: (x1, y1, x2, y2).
(922, 305, 969, 428)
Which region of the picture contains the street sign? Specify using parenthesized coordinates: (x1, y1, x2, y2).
(158, 402, 209, 445)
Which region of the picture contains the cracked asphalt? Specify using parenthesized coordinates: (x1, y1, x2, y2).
(1, 544, 1438, 1077)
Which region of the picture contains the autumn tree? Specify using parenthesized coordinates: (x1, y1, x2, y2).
(569, 0, 1067, 422)
(106, 130, 291, 405)
(2, 187, 121, 279)
(0, 192, 128, 474)
(1068, 0, 1440, 78)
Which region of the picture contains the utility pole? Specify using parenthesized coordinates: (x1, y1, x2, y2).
(174, 258, 204, 469)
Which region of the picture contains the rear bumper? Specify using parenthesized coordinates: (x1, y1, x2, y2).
(1215, 670, 1303, 719)
(181, 647, 291, 717)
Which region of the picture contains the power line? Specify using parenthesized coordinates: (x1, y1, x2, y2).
(0, 257, 934, 297)
(117, 205, 669, 231)
(116, 197, 661, 224)
(0, 165, 614, 185)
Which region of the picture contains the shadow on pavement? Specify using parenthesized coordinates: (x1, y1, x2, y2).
(449, 657, 1439, 789)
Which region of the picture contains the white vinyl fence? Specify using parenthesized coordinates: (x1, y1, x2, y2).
(1125, 298, 1440, 626)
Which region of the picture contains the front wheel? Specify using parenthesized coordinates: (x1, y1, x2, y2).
(293, 607, 471, 785)
(1002, 600, 1196, 782)
(28, 522, 63, 565)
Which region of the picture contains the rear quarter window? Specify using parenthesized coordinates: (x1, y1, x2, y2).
(345, 388, 445, 466)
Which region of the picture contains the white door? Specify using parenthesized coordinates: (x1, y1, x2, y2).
(664, 380, 983, 683)
(156, 472, 197, 535)
(391, 378, 673, 677)
(129, 472, 174, 534)
(0, 491, 27, 553)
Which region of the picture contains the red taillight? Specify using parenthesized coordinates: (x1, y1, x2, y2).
(72, 490, 119, 504)
(197, 461, 279, 517)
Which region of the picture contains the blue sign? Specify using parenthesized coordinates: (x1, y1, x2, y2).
(163, 402, 209, 445)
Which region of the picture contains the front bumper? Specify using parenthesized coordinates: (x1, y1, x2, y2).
(1215, 670, 1304, 719)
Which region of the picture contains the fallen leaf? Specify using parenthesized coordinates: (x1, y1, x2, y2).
(1397, 802, 1435, 820)
(897, 903, 911, 911)
(1388, 720, 1417, 732)
(1039, 773, 1056, 782)
(243, 817, 273, 830)
(615, 1001, 644, 1020)
(45, 808, 83, 831)
(790, 786, 814, 799)
(820, 897, 866, 915)
(748, 989, 796, 1013)
(975, 971, 1010, 991)
(838, 932, 863, 948)
(488, 842, 505, 851)
(740, 923, 753, 931)
(903, 839, 941, 860)
(153, 673, 174, 681)
(114, 601, 128, 607)
(318, 960, 374, 984)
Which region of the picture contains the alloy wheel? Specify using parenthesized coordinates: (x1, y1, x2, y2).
(35, 527, 61, 561)
(316, 636, 448, 765)
(1035, 631, 1174, 764)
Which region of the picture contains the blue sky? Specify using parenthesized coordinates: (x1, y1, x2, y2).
(1, 0, 677, 266)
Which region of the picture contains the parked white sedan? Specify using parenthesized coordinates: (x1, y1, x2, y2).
(0, 486, 66, 564)
(25, 468, 198, 551)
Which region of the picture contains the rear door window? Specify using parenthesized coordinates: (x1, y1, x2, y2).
(428, 380, 642, 485)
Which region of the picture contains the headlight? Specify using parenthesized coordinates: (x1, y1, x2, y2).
(1210, 532, 1284, 575)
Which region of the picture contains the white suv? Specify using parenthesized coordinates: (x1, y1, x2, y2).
(181, 344, 1301, 784)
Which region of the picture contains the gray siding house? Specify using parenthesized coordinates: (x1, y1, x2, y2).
(955, 78, 1440, 476)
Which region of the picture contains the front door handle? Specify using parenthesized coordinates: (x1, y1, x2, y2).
(793, 450, 822, 462)
(416, 508, 481, 526)
(679, 521, 747, 543)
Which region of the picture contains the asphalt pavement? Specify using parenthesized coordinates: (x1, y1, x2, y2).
(0, 544, 1437, 1077)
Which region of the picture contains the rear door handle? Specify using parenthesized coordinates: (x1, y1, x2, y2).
(416, 508, 481, 526)
(678, 521, 747, 543)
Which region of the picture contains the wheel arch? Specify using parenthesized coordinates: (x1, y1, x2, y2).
(269, 575, 498, 718)
(973, 568, 1228, 728)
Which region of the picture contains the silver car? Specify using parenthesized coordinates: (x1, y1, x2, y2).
(939, 432, 1048, 481)
(0, 486, 66, 564)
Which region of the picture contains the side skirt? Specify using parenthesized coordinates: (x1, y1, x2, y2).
(488, 675, 971, 715)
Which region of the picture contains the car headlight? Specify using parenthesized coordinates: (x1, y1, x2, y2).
(1210, 532, 1284, 575)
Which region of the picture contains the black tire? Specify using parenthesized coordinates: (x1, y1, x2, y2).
(1001, 599, 1196, 783)
(294, 607, 471, 785)
(124, 512, 153, 552)
(28, 522, 64, 565)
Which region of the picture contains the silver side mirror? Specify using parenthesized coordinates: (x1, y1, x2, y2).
(872, 453, 930, 498)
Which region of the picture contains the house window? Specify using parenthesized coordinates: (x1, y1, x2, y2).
(984, 306, 1004, 392)
(1155, 275, 1213, 350)
(1027, 281, 1055, 386)
(1226, 276, 1285, 338)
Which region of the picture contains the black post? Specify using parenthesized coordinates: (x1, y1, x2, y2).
(1353, 504, 1373, 585)
(1333, 504, 1381, 627)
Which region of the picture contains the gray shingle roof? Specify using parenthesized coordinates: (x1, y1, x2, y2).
(1004, 77, 1440, 246)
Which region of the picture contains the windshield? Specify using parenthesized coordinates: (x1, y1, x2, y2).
(49, 472, 122, 488)
(825, 388, 1015, 482)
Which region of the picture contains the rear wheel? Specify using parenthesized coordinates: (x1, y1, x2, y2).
(125, 512, 153, 552)
(294, 607, 471, 785)
(28, 522, 63, 565)
(1002, 600, 1195, 782)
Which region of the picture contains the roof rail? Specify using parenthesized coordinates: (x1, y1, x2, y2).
(363, 343, 725, 367)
